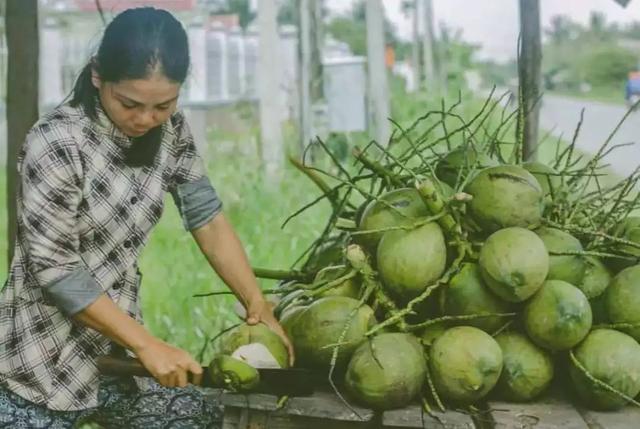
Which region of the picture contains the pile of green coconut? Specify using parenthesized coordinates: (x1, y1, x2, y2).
(210, 100, 640, 413)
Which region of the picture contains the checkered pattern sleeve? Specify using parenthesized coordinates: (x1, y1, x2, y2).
(169, 112, 223, 231)
(19, 122, 103, 315)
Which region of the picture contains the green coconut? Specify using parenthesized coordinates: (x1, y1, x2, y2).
(435, 146, 499, 187)
(494, 332, 554, 402)
(279, 302, 309, 326)
(420, 322, 448, 347)
(609, 217, 640, 273)
(570, 329, 640, 410)
(465, 165, 544, 233)
(285, 296, 376, 369)
(357, 188, 430, 250)
(218, 323, 290, 368)
(536, 227, 586, 285)
(605, 265, 640, 341)
(577, 257, 611, 299)
(479, 227, 549, 302)
(345, 333, 427, 410)
(208, 355, 260, 392)
(430, 326, 503, 403)
(377, 221, 447, 301)
(313, 265, 360, 299)
(442, 263, 514, 333)
(524, 280, 592, 351)
(522, 161, 561, 203)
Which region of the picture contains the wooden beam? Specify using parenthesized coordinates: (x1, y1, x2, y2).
(365, 0, 391, 146)
(518, 0, 542, 161)
(422, 0, 436, 89)
(257, 0, 284, 183)
(6, 0, 39, 266)
(298, 0, 312, 157)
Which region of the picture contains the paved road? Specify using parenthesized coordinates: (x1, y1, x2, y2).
(539, 94, 639, 177)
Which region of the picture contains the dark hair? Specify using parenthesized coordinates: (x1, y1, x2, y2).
(70, 7, 190, 167)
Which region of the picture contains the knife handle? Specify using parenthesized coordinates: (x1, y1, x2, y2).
(97, 356, 153, 378)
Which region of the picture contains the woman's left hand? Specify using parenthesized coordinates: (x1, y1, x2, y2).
(246, 298, 295, 367)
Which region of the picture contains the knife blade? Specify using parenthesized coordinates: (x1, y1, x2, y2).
(96, 356, 317, 396)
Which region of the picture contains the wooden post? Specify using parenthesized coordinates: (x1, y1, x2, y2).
(518, 0, 542, 161)
(310, 0, 324, 101)
(422, 0, 436, 89)
(258, 0, 284, 182)
(298, 0, 312, 158)
(365, 0, 391, 146)
(6, 0, 39, 266)
(411, 0, 421, 91)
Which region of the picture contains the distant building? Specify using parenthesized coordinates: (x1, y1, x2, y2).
(72, 0, 196, 12)
(208, 14, 240, 30)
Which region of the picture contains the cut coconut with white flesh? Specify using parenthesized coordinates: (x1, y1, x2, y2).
(230, 343, 282, 368)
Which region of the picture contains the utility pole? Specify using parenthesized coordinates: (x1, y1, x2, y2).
(518, 0, 542, 161)
(258, 0, 284, 182)
(6, 0, 39, 265)
(310, 0, 324, 101)
(411, 0, 421, 91)
(422, 0, 436, 90)
(298, 0, 312, 157)
(366, 0, 391, 146)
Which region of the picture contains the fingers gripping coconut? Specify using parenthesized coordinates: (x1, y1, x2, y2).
(210, 322, 292, 392)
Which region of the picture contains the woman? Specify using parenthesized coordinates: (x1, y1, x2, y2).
(0, 7, 292, 428)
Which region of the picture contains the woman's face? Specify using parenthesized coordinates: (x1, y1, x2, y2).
(92, 69, 181, 138)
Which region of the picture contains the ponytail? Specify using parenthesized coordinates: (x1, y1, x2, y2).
(69, 62, 99, 120)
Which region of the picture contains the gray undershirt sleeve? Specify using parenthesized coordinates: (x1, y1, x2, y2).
(171, 176, 224, 231)
(43, 269, 103, 316)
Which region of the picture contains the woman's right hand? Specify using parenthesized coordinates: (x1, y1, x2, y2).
(134, 338, 203, 388)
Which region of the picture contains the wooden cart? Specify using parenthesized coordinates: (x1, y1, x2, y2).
(209, 387, 640, 429)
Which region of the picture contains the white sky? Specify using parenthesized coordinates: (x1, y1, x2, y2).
(325, 0, 640, 61)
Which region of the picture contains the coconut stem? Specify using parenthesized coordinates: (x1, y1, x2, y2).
(350, 213, 445, 237)
(253, 267, 312, 282)
(353, 147, 405, 187)
(326, 279, 377, 421)
(407, 312, 517, 331)
(307, 270, 358, 298)
(289, 156, 341, 212)
(374, 288, 409, 332)
(570, 350, 640, 408)
(543, 219, 640, 251)
(415, 178, 460, 236)
(425, 364, 446, 412)
(366, 254, 465, 337)
(367, 280, 443, 337)
(548, 250, 637, 261)
(593, 322, 640, 330)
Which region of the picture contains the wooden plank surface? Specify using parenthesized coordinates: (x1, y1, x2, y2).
(488, 397, 588, 429)
(213, 387, 640, 429)
(577, 405, 640, 429)
(382, 405, 476, 428)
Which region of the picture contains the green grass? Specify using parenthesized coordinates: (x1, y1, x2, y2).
(551, 85, 625, 106)
(138, 142, 330, 361)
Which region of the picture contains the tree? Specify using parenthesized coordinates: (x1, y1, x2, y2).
(545, 15, 580, 44)
(6, 0, 39, 265)
(327, 0, 405, 58)
(210, 0, 256, 29)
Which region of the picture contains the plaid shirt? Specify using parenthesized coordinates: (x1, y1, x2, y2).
(0, 102, 222, 411)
